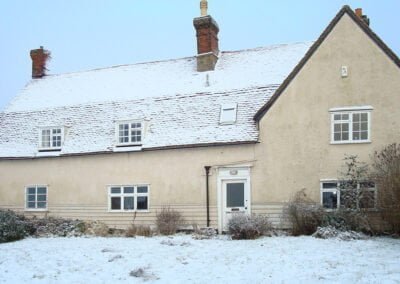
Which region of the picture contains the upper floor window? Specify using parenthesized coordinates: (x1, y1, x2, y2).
(116, 120, 142, 146)
(39, 127, 64, 151)
(25, 185, 48, 210)
(320, 180, 376, 210)
(330, 106, 372, 144)
(220, 103, 237, 125)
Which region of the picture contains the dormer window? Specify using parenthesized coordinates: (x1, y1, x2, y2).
(220, 103, 237, 125)
(38, 127, 64, 151)
(116, 120, 143, 146)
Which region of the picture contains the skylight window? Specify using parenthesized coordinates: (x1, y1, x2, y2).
(220, 103, 237, 125)
(115, 120, 143, 146)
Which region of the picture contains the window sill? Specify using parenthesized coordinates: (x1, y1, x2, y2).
(107, 210, 150, 213)
(113, 145, 142, 152)
(38, 148, 62, 152)
(24, 209, 48, 212)
(330, 140, 371, 145)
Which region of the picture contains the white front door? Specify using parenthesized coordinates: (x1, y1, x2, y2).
(221, 179, 249, 231)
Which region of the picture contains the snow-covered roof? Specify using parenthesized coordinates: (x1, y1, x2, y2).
(0, 42, 312, 158)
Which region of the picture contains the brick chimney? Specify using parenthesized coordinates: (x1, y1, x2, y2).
(193, 0, 219, 72)
(355, 8, 370, 26)
(30, 46, 51, 78)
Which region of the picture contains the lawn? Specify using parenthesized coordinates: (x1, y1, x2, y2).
(0, 235, 399, 283)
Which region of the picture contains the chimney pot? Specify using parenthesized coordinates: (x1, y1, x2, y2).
(30, 47, 50, 78)
(355, 8, 362, 18)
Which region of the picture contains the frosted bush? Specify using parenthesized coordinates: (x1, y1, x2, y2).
(228, 213, 272, 240)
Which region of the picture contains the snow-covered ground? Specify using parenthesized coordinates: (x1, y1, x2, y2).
(0, 235, 399, 283)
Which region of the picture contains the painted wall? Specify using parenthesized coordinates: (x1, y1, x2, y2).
(255, 14, 400, 205)
(0, 144, 258, 228)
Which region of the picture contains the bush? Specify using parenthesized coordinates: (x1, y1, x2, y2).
(227, 213, 272, 240)
(126, 225, 152, 237)
(284, 189, 325, 236)
(156, 207, 185, 235)
(0, 209, 33, 243)
(322, 210, 372, 234)
(371, 143, 400, 234)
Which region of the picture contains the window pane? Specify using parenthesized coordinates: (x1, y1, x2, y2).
(359, 191, 375, 209)
(322, 192, 337, 209)
(137, 196, 148, 210)
(342, 132, 349, 141)
(226, 183, 244, 207)
(334, 133, 341, 141)
(28, 195, 35, 201)
(334, 124, 341, 132)
(361, 131, 368, 140)
(353, 113, 360, 122)
(111, 187, 121, 194)
(353, 123, 360, 131)
(137, 186, 148, 193)
(124, 197, 134, 210)
(361, 122, 368, 131)
(334, 114, 341, 120)
(111, 197, 121, 210)
(342, 123, 349, 131)
(342, 114, 349, 120)
(27, 201, 36, 208)
(124, 187, 134, 194)
(340, 190, 357, 209)
(37, 195, 46, 202)
(37, 187, 47, 194)
(37, 202, 46, 209)
(353, 132, 360, 140)
(322, 182, 337, 189)
(361, 113, 368, 121)
(27, 187, 36, 194)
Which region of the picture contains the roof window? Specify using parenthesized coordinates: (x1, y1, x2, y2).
(219, 103, 237, 125)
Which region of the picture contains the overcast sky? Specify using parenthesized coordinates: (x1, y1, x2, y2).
(0, 0, 399, 111)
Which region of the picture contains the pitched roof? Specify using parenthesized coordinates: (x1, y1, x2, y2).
(4, 42, 311, 113)
(0, 42, 312, 158)
(254, 5, 400, 121)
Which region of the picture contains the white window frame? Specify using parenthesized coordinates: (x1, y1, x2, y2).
(38, 127, 64, 151)
(115, 120, 143, 146)
(219, 103, 237, 125)
(25, 185, 48, 211)
(107, 184, 150, 212)
(320, 180, 377, 210)
(329, 106, 372, 144)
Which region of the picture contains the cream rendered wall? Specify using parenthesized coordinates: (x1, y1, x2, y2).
(255, 14, 400, 209)
(0, 144, 256, 229)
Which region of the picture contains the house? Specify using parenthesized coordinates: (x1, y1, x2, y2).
(0, 3, 399, 233)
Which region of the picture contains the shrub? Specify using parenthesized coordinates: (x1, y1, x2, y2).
(0, 209, 33, 243)
(284, 189, 325, 236)
(227, 213, 272, 240)
(370, 143, 400, 234)
(156, 207, 185, 235)
(126, 225, 152, 237)
(322, 210, 372, 234)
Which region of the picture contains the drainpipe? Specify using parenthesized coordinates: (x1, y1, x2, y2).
(204, 166, 211, 227)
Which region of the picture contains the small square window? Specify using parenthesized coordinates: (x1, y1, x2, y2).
(39, 127, 64, 151)
(25, 185, 48, 210)
(116, 121, 143, 146)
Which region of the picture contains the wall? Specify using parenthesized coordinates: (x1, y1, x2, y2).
(255, 14, 400, 207)
(0, 144, 256, 229)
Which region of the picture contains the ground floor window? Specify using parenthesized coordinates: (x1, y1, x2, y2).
(320, 180, 376, 210)
(108, 185, 149, 211)
(25, 185, 48, 210)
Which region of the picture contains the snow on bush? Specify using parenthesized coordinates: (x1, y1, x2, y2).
(284, 189, 324, 236)
(156, 207, 185, 235)
(0, 209, 33, 243)
(228, 213, 272, 240)
(312, 226, 368, 241)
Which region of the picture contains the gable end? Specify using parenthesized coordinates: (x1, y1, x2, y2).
(254, 5, 400, 121)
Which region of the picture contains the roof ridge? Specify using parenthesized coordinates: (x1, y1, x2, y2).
(220, 41, 314, 55)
